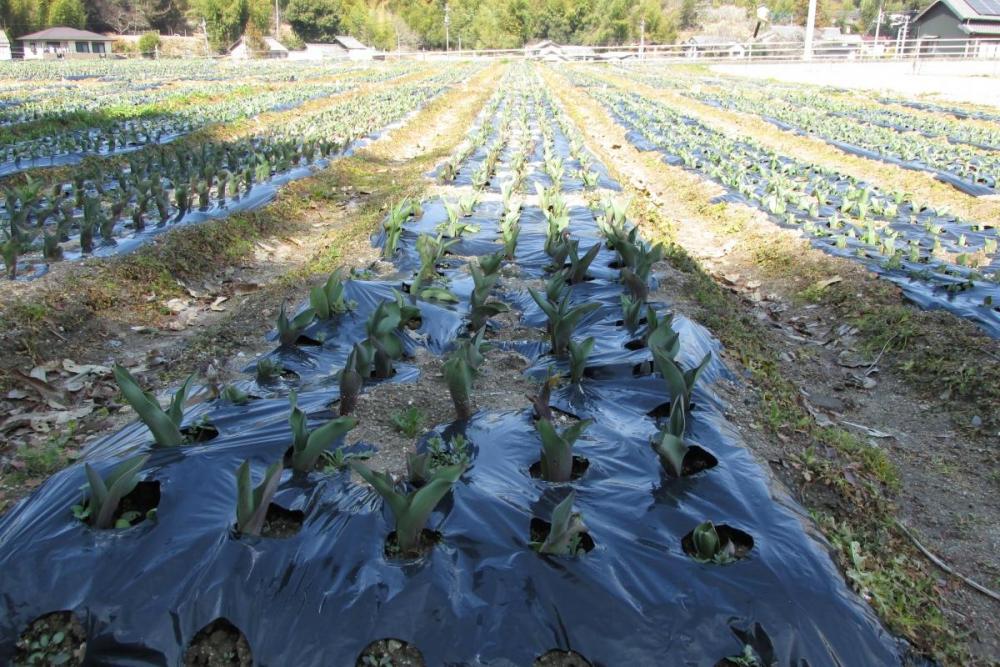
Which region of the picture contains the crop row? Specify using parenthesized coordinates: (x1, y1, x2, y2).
(0, 65, 429, 177)
(0, 62, 421, 131)
(0, 64, 907, 667)
(565, 69, 1000, 336)
(611, 66, 999, 195)
(0, 66, 478, 280)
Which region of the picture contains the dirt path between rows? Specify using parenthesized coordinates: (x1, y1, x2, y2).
(545, 65, 1000, 666)
(0, 64, 504, 516)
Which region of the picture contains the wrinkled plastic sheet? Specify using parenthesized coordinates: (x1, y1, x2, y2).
(0, 90, 926, 667)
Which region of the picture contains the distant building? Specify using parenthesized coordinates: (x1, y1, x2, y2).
(815, 27, 864, 58)
(524, 40, 595, 61)
(684, 36, 746, 58)
(912, 0, 1000, 56)
(229, 35, 289, 59)
(759, 24, 807, 44)
(0, 31, 11, 60)
(17, 27, 115, 60)
(287, 36, 376, 60)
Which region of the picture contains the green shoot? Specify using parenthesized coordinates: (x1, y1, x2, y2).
(690, 521, 737, 564)
(73, 454, 150, 529)
(391, 407, 425, 438)
(533, 491, 588, 556)
(536, 417, 591, 483)
(113, 365, 193, 447)
(235, 459, 283, 537)
(288, 392, 358, 472)
(350, 461, 466, 557)
(567, 337, 595, 385)
(277, 302, 316, 347)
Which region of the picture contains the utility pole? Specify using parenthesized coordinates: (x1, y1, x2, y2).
(803, 0, 817, 60)
(873, 1, 884, 43)
(274, 0, 281, 39)
(444, 3, 450, 53)
(639, 17, 645, 60)
(201, 18, 210, 55)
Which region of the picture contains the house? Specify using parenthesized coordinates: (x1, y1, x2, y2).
(524, 40, 595, 61)
(287, 36, 376, 61)
(0, 31, 11, 60)
(759, 24, 807, 44)
(815, 26, 864, 58)
(229, 35, 288, 59)
(912, 0, 1000, 55)
(684, 36, 746, 58)
(16, 27, 115, 60)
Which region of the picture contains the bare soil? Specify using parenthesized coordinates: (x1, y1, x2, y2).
(13, 611, 86, 667)
(183, 619, 252, 667)
(356, 638, 424, 667)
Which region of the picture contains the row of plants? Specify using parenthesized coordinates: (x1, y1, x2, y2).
(0, 56, 389, 84)
(609, 66, 999, 194)
(0, 65, 428, 176)
(565, 69, 1000, 336)
(0, 64, 909, 667)
(621, 67, 1000, 153)
(0, 67, 478, 280)
(0, 62, 422, 129)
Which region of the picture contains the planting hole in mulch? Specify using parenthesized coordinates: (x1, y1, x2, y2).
(183, 618, 252, 667)
(534, 650, 593, 667)
(682, 524, 754, 563)
(529, 455, 590, 481)
(530, 518, 596, 556)
(647, 400, 698, 420)
(667, 445, 719, 477)
(183, 423, 220, 444)
(14, 611, 86, 666)
(260, 504, 304, 539)
(108, 480, 160, 528)
(384, 529, 441, 561)
(625, 337, 646, 351)
(356, 638, 425, 667)
(632, 360, 654, 377)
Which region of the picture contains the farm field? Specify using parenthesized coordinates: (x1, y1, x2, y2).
(0, 58, 998, 667)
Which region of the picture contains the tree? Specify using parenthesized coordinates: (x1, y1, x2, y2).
(679, 0, 697, 30)
(191, 0, 269, 51)
(285, 0, 343, 42)
(48, 0, 86, 28)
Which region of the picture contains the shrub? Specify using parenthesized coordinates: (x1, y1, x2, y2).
(137, 32, 162, 56)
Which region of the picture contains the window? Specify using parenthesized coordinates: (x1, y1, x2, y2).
(91, 42, 105, 54)
(46, 41, 60, 52)
(76, 42, 90, 53)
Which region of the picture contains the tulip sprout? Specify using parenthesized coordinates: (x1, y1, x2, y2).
(72, 454, 150, 529)
(536, 417, 591, 483)
(235, 459, 283, 537)
(689, 521, 738, 564)
(276, 302, 316, 347)
(309, 268, 353, 319)
(567, 337, 595, 385)
(351, 461, 466, 557)
(565, 241, 601, 284)
(529, 287, 600, 357)
(653, 396, 690, 477)
(533, 491, 588, 556)
(338, 343, 372, 416)
(469, 259, 510, 331)
(288, 392, 358, 472)
(113, 366, 195, 447)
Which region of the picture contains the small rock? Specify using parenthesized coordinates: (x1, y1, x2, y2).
(971, 415, 982, 428)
